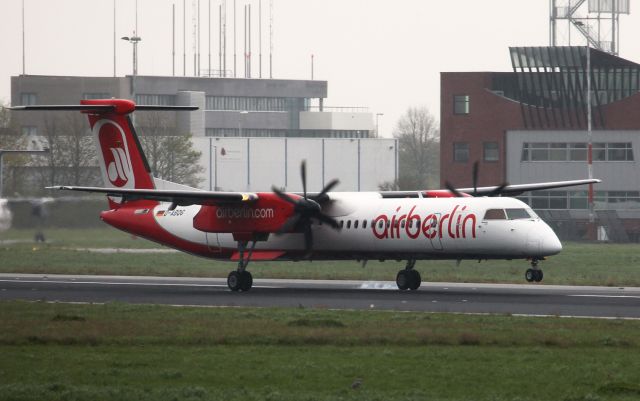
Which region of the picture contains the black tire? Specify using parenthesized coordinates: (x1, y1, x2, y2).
(525, 269, 535, 283)
(240, 271, 253, 291)
(227, 271, 241, 291)
(408, 270, 421, 291)
(534, 270, 543, 283)
(396, 270, 409, 290)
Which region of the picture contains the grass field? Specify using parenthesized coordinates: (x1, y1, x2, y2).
(2, 301, 640, 401)
(1, 228, 639, 286)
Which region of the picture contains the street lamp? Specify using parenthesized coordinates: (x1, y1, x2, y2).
(121, 32, 142, 76)
(375, 113, 384, 138)
(0, 147, 50, 198)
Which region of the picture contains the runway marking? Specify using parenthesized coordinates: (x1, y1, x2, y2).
(568, 294, 640, 299)
(0, 279, 277, 289)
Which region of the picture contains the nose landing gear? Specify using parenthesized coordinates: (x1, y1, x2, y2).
(525, 259, 543, 283)
(396, 259, 421, 290)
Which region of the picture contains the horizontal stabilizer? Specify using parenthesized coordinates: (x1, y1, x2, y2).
(8, 104, 198, 113)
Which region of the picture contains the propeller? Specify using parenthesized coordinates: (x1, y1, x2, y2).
(272, 160, 341, 255)
(445, 161, 509, 198)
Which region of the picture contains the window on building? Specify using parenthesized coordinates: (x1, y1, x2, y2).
(20, 93, 37, 106)
(522, 142, 634, 162)
(454, 142, 469, 162)
(82, 93, 111, 100)
(483, 142, 499, 162)
(21, 126, 37, 136)
(453, 95, 469, 115)
(135, 94, 176, 106)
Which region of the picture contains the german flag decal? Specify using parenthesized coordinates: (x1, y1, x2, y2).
(155, 210, 166, 217)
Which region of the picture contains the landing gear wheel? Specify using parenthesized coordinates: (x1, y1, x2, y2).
(396, 270, 410, 291)
(525, 268, 535, 283)
(408, 270, 421, 291)
(240, 271, 253, 291)
(534, 270, 543, 283)
(227, 271, 242, 291)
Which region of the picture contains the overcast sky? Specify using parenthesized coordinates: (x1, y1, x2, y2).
(1, 0, 640, 137)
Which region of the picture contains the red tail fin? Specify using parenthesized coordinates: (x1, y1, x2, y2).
(81, 99, 155, 191)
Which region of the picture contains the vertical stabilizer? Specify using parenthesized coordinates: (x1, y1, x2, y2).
(81, 99, 155, 191)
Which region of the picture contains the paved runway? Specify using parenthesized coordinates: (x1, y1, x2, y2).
(1, 273, 639, 319)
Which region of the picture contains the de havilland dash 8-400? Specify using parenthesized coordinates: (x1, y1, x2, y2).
(10, 99, 600, 292)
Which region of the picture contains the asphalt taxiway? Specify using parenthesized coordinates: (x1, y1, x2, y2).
(1, 273, 639, 319)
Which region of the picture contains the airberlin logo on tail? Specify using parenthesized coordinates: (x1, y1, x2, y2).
(93, 120, 135, 188)
(372, 205, 477, 240)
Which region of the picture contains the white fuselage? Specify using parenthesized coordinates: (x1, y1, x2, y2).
(147, 193, 562, 261)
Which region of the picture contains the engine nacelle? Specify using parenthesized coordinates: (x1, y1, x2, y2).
(193, 192, 296, 234)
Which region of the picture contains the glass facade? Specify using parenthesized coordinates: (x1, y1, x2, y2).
(518, 190, 640, 210)
(82, 93, 111, 100)
(495, 46, 640, 128)
(135, 94, 176, 106)
(521, 142, 634, 162)
(205, 128, 369, 138)
(20, 93, 37, 106)
(205, 96, 310, 112)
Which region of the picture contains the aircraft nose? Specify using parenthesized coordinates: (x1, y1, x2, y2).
(541, 230, 563, 255)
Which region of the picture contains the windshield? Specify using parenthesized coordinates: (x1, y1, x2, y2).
(484, 208, 533, 220)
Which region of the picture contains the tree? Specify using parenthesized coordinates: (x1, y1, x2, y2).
(0, 104, 28, 196)
(137, 112, 204, 188)
(57, 113, 98, 186)
(388, 106, 440, 190)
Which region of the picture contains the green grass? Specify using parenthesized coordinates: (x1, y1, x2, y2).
(1, 228, 640, 286)
(2, 301, 640, 401)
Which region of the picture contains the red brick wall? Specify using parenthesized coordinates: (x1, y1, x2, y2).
(440, 72, 525, 188)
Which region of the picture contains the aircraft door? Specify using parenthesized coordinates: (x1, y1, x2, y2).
(428, 213, 444, 251)
(205, 232, 221, 252)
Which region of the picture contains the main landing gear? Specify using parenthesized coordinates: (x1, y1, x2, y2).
(525, 258, 544, 283)
(396, 259, 421, 291)
(227, 240, 255, 292)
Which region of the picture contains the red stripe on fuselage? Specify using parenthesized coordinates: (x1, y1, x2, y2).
(100, 201, 232, 259)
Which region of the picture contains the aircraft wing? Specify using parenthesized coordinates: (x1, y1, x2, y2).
(456, 178, 602, 197)
(48, 186, 258, 205)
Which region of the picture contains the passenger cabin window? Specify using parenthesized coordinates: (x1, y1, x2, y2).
(339, 220, 344, 229)
(347, 220, 351, 229)
(363, 220, 367, 229)
(354, 220, 359, 229)
(483, 209, 507, 220)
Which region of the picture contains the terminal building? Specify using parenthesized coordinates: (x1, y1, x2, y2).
(441, 46, 640, 242)
(11, 75, 373, 139)
(8, 75, 397, 193)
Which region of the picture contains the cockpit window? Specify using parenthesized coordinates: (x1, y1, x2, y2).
(505, 208, 531, 220)
(483, 209, 507, 220)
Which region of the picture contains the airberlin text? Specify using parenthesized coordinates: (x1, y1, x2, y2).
(372, 205, 476, 240)
(216, 207, 275, 219)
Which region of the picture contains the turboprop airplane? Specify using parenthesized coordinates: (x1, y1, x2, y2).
(10, 99, 600, 291)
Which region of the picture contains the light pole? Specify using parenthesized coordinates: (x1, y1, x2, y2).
(121, 33, 142, 103)
(121, 33, 142, 75)
(0, 148, 50, 198)
(375, 113, 384, 138)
